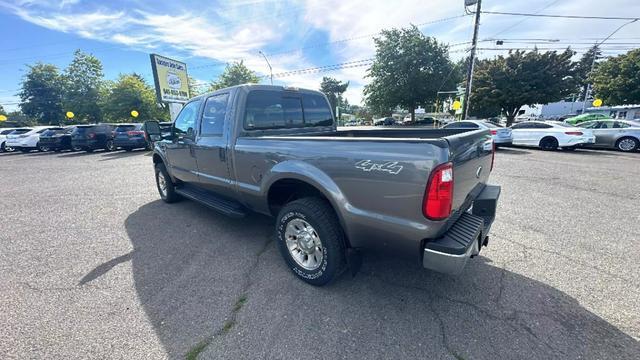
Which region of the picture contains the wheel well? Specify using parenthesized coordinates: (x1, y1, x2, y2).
(152, 153, 163, 164)
(268, 179, 326, 216)
(539, 136, 558, 145)
(616, 136, 639, 144)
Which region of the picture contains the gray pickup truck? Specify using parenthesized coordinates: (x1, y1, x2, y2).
(144, 84, 501, 286)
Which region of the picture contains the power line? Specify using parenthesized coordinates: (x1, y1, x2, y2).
(487, 0, 562, 39)
(481, 11, 640, 21)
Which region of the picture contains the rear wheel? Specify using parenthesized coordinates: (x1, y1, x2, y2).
(105, 140, 115, 152)
(276, 197, 346, 286)
(539, 137, 559, 151)
(37, 143, 50, 152)
(155, 163, 180, 203)
(616, 137, 638, 152)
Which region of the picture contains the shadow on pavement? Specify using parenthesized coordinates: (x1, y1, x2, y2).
(94, 200, 640, 359)
(496, 147, 531, 155)
(58, 150, 106, 158)
(98, 150, 149, 161)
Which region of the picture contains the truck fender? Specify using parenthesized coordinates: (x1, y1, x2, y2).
(263, 160, 351, 239)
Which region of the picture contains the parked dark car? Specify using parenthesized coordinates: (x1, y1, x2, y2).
(112, 123, 149, 151)
(38, 126, 77, 152)
(71, 124, 115, 152)
(374, 117, 395, 126)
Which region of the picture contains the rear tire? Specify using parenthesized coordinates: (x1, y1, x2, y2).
(37, 143, 50, 152)
(155, 163, 180, 203)
(276, 197, 346, 286)
(105, 140, 115, 152)
(616, 137, 639, 152)
(539, 137, 559, 151)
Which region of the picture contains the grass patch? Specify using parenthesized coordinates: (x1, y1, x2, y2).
(232, 295, 247, 312)
(221, 319, 236, 334)
(185, 338, 211, 360)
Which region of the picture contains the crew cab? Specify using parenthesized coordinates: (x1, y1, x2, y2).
(144, 85, 501, 285)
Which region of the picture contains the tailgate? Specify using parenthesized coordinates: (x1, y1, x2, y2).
(445, 129, 494, 214)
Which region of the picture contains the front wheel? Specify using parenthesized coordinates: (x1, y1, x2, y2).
(37, 143, 50, 152)
(155, 163, 180, 203)
(276, 197, 346, 286)
(616, 137, 639, 152)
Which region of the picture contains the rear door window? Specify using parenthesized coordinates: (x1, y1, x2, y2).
(201, 93, 229, 136)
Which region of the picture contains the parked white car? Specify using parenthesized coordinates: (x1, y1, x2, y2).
(4, 126, 63, 152)
(509, 121, 595, 150)
(442, 120, 513, 146)
(1, 128, 20, 152)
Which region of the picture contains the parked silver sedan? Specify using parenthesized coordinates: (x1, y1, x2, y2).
(577, 120, 640, 152)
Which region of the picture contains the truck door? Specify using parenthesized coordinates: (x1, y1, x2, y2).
(165, 99, 201, 183)
(192, 92, 233, 194)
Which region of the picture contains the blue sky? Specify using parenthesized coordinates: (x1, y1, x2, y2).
(2, 0, 640, 112)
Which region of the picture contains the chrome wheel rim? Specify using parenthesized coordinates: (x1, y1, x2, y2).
(157, 171, 168, 197)
(107, 141, 114, 151)
(285, 218, 324, 271)
(619, 139, 635, 151)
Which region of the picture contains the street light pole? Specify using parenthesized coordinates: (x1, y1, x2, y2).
(581, 18, 638, 112)
(259, 51, 273, 85)
(462, 0, 482, 120)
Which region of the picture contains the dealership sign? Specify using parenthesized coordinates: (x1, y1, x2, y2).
(150, 54, 190, 103)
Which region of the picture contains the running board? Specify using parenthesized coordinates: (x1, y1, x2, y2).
(175, 184, 247, 218)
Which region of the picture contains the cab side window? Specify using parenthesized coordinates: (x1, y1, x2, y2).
(201, 94, 229, 136)
(174, 100, 201, 136)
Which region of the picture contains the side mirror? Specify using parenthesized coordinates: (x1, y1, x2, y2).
(143, 121, 162, 141)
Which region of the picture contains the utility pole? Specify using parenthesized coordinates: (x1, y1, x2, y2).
(581, 18, 638, 112)
(462, 0, 482, 120)
(259, 51, 273, 85)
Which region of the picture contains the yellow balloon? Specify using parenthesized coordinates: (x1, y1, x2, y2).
(452, 100, 462, 110)
(592, 99, 603, 107)
(66, 111, 75, 119)
(131, 110, 139, 118)
(0, 114, 7, 122)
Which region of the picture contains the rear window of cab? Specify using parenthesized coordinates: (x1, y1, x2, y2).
(244, 90, 333, 130)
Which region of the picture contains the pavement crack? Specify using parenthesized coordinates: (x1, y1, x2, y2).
(184, 236, 274, 359)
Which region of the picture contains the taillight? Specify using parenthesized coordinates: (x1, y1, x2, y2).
(565, 131, 583, 136)
(87, 132, 96, 139)
(423, 162, 454, 220)
(490, 129, 497, 135)
(127, 130, 144, 136)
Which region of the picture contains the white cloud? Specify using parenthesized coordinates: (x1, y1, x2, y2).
(3, 0, 640, 107)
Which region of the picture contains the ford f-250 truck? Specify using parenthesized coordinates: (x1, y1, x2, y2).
(143, 84, 501, 286)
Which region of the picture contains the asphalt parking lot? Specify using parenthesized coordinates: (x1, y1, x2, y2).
(1, 147, 639, 359)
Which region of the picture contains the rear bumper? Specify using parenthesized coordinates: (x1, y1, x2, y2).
(113, 138, 146, 147)
(423, 185, 501, 275)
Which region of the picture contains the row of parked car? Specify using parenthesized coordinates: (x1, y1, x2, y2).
(0, 123, 156, 153)
(440, 119, 640, 152)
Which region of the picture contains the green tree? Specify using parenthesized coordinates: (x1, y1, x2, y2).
(5, 110, 36, 126)
(471, 49, 575, 126)
(319, 76, 349, 117)
(188, 76, 202, 97)
(590, 48, 640, 105)
(102, 73, 169, 122)
(62, 50, 105, 123)
(208, 61, 260, 91)
(19, 63, 65, 125)
(364, 26, 455, 121)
